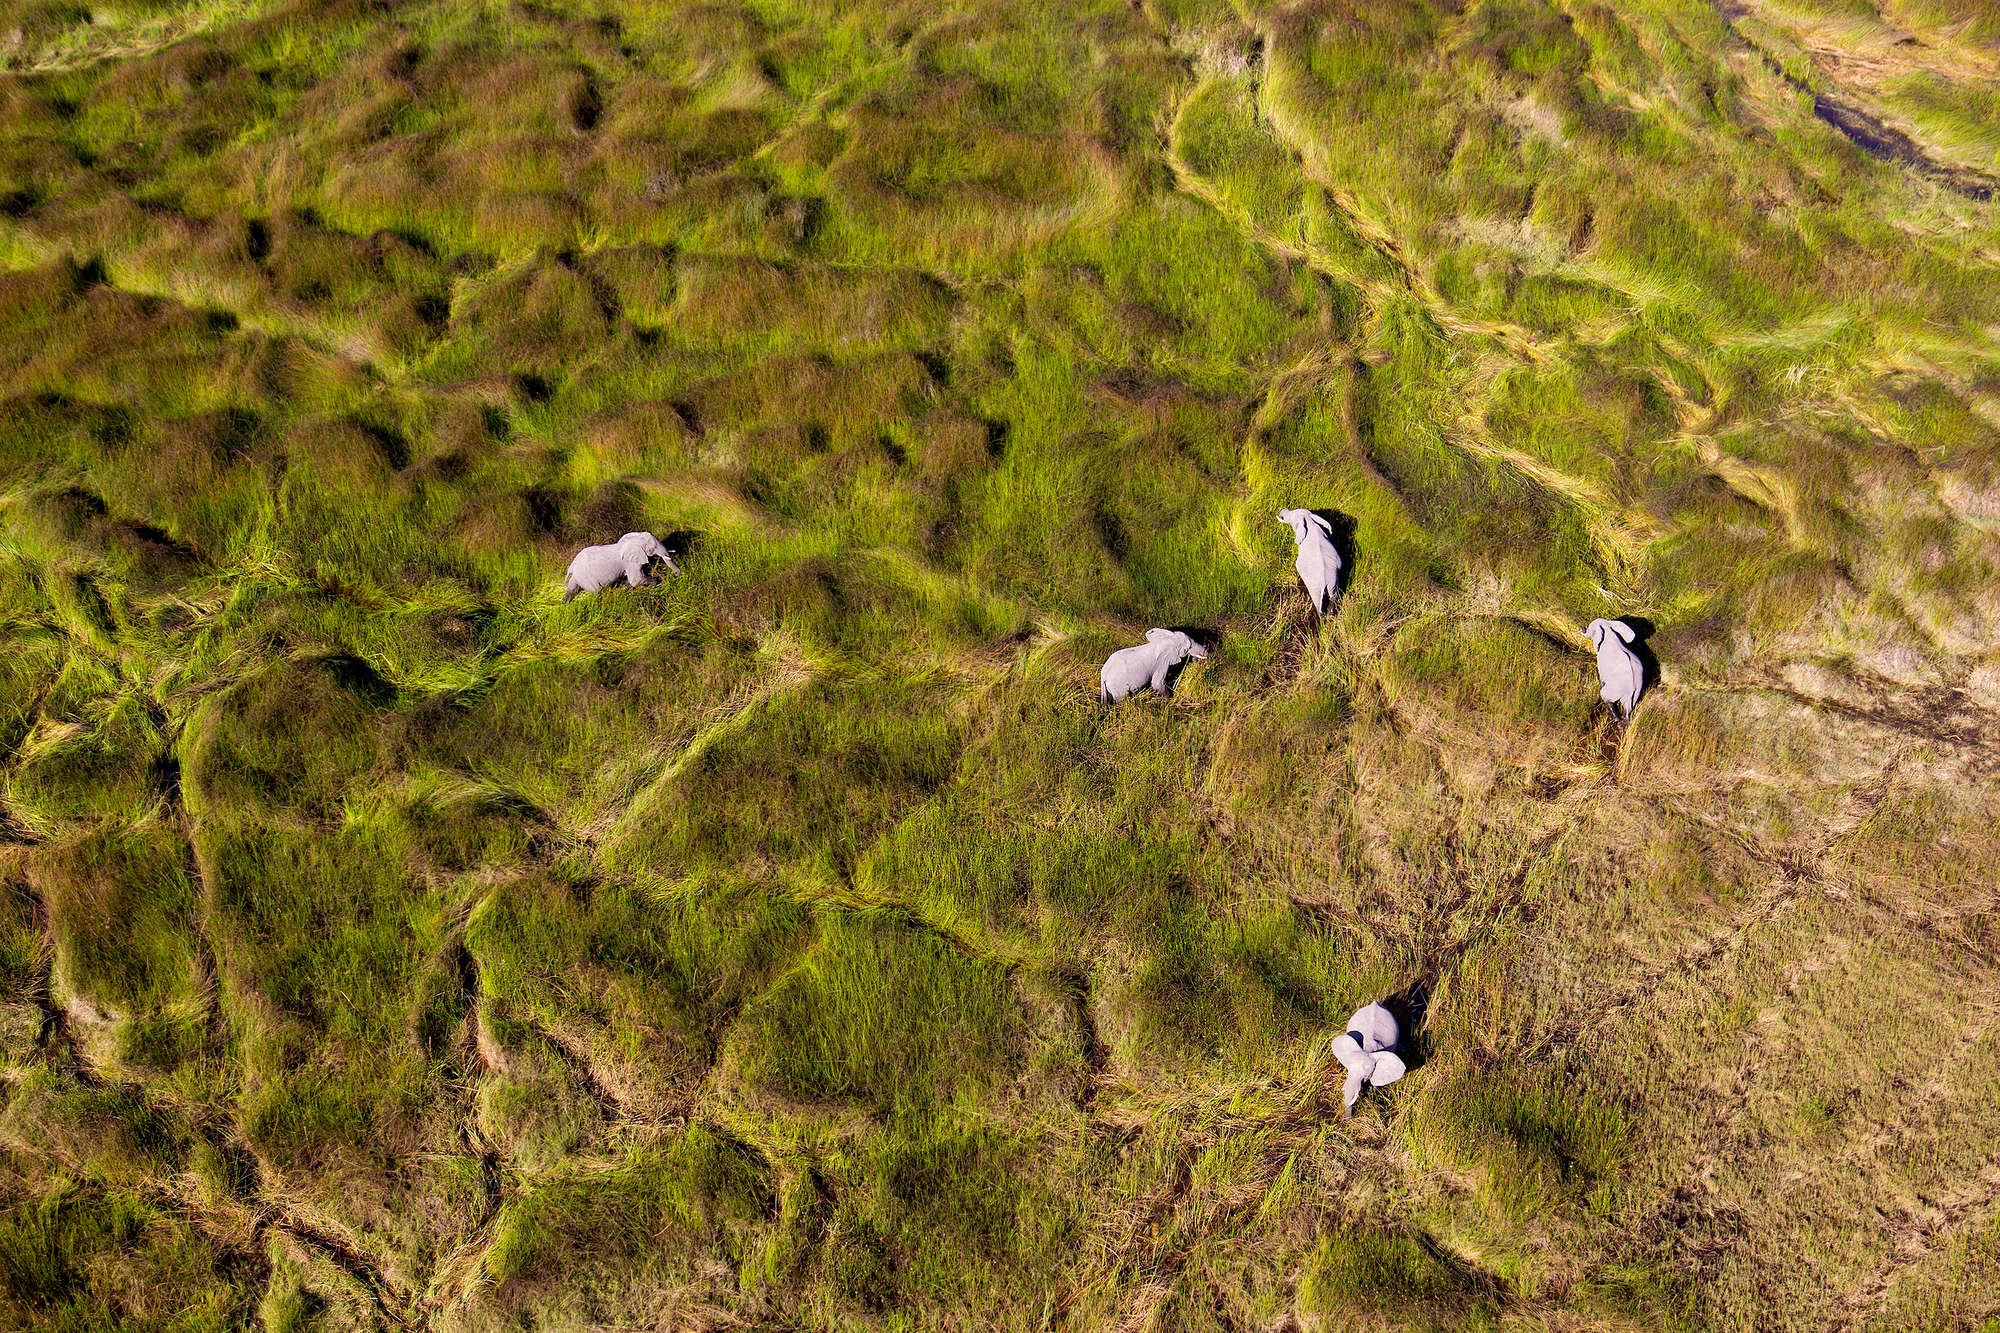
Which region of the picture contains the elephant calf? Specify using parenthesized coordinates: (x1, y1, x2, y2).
(564, 531, 680, 602)
(1277, 508, 1342, 618)
(1330, 1001, 1407, 1116)
(1586, 617, 1644, 720)
(1099, 629, 1209, 704)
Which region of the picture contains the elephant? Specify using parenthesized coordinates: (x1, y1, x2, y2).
(1586, 617, 1645, 720)
(1099, 629, 1209, 704)
(563, 531, 680, 602)
(1330, 1001, 1407, 1116)
(1277, 508, 1342, 618)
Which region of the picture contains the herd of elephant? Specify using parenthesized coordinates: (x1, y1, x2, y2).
(563, 509, 1651, 728)
(1097, 508, 1648, 720)
(561, 512, 1648, 1112)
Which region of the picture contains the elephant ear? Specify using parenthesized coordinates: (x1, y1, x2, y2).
(1304, 511, 1333, 535)
(1367, 1052, 1407, 1088)
(1610, 619, 1637, 643)
(1329, 1032, 1366, 1074)
(1586, 619, 1608, 648)
(1145, 628, 1176, 643)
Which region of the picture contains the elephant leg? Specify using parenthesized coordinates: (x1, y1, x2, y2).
(1150, 666, 1171, 696)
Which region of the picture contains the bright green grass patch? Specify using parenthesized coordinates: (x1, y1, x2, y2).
(729, 908, 1023, 1119)
(1300, 1222, 1502, 1331)
(607, 675, 962, 890)
(484, 1125, 773, 1285)
(1886, 71, 2000, 171)
(0, 1178, 245, 1332)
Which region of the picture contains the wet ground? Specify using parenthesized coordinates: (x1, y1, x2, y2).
(1716, 0, 2000, 201)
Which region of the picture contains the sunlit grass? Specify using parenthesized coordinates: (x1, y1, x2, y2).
(0, 0, 1997, 1328)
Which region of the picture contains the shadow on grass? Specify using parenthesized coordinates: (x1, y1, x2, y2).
(317, 652, 399, 707)
(1308, 508, 1358, 607)
(1381, 978, 1431, 1075)
(1161, 625, 1217, 697)
(1617, 615, 1662, 699)
(661, 529, 703, 567)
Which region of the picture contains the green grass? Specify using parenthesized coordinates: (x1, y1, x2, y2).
(0, 0, 1996, 1328)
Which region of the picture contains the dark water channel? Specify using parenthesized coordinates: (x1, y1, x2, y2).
(1715, 0, 1999, 201)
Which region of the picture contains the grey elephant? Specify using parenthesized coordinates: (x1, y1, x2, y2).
(563, 531, 680, 602)
(1277, 508, 1342, 618)
(1330, 1001, 1407, 1116)
(1586, 617, 1644, 720)
(1099, 629, 1209, 704)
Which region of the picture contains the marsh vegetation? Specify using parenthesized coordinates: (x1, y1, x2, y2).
(0, 0, 1998, 1328)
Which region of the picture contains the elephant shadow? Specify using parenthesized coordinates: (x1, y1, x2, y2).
(1160, 625, 1217, 696)
(1380, 979, 1432, 1075)
(659, 529, 703, 569)
(1307, 508, 1359, 601)
(1616, 615, 1662, 697)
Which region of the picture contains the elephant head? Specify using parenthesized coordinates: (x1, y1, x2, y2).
(617, 531, 680, 574)
(1146, 627, 1209, 661)
(1277, 508, 1333, 546)
(1586, 617, 1635, 649)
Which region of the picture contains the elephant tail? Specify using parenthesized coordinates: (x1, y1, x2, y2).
(1099, 684, 1113, 705)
